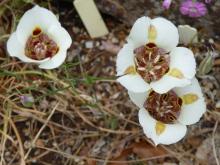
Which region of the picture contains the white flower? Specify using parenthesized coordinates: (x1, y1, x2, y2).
(7, 5, 72, 69)
(128, 78, 206, 145)
(116, 17, 196, 94)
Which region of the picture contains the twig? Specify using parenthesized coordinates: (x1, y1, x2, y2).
(74, 105, 139, 134)
(24, 102, 59, 160)
(212, 121, 219, 165)
(0, 112, 26, 165)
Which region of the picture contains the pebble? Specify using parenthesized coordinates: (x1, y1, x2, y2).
(95, 41, 100, 47)
(85, 41, 93, 48)
(24, 141, 31, 149)
(216, 100, 220, 108)
(111, 37, 119, 44)
(209, 38, 214, 44)
(31, 159, 37, 163)
(65, 147, 72, 154)
(72, 27, 80, 34)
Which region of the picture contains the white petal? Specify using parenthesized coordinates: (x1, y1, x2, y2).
(117, 74, 151, 93)
(174, 78, 206, 125)
(16, 5, 60, 44)
(39, 49, 67, 69)
(169, 47, 196, 79)
(139, 108, 187, 145)
(116, 43, 135, 76)
(128, 91, 148, 108)
(151, 17, 179, 52)
(47, 25, 72, 49)
(127, 16, 151, 49)
(150, 75, 191, 94)
(178, 25, 198, 45)
(7, 32, 49, 63)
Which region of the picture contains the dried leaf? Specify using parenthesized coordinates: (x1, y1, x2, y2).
(109, 148, 132, 165)
(87, 159, 97, 165)
(110, 141, 169, 164)
(97, 0, 127, 21)
(214, 42, 220, 51)
(132, 141, 168, 159)
(214, 58, 220, 66)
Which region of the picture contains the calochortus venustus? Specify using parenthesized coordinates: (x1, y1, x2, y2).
(7, 5, 72, 69)
(116, 16, 196, 94)
(116, 16, 206, 145)
(129, 78, 206, 145)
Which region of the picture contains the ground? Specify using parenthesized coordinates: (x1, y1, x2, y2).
(0, 0, 220, 165)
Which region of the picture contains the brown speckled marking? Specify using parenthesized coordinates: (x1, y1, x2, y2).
(145, 91, 182, 124)
(134, 43, 170, 83)
(25, 27, 59, 60)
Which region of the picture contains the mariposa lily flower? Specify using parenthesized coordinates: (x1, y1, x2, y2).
(116, 17, 196, 93)
(7, 5, 72, 69)
(128, 78, 206, 145)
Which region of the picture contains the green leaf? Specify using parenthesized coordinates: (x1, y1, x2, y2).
(84, 76, 95, 85)
(110, 116, 118, 130)
(198, 52, 213, 76)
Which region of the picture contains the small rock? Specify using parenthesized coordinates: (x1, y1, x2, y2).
(163, 163, 177, 165)
(95, 41, 100, 47)
(209, 38, 214, 44)
(31, 159, 37, 163)
(72, 27, 80, 34)
(216, 100, 220, 108)
(111, 37, 119, 44)
(65, 147, 72, 154)
(24, 141, 31, 149)
(85, 41, 93, 48)
(91, 139, 106, 155)
(39, 98, 49, 110)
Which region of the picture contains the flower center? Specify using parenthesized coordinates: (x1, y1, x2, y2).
(144, 90, 182, 124)
(25, 27, 59, 60)
(134, 43, 170, 83)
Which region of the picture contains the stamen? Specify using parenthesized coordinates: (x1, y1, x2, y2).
(154, 65, 162, 70)
(137, 67, 146, 71)
(154, 55, 160, 63)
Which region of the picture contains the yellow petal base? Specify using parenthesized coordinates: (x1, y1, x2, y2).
(155, 121, 166, 135)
